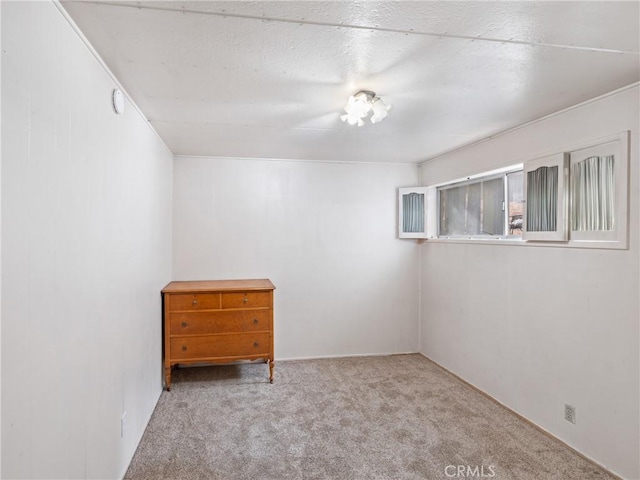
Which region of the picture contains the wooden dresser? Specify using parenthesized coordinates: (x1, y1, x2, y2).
(162, 279, 275, 390)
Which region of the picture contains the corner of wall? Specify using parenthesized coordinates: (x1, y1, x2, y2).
(0, 0, 4, 475)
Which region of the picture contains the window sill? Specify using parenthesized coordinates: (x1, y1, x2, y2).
(425, 236, 627, 250)
(427, 237, 524, 247)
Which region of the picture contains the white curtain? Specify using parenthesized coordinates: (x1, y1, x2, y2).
(402, 193, 424, 233)
(526, 166, 558, 232)
(571, 155, 615, 231)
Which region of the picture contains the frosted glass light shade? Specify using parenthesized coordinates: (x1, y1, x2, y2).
(340, 90, 391, 126)
(370, 98, 391, 124)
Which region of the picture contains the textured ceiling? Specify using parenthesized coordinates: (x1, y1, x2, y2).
(62, 1, 640, 164)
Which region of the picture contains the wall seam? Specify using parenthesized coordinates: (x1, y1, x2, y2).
(416, 164, 423, 354)
(174, 154, 419, 167)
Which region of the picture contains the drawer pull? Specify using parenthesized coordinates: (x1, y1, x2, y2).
(243, 297, 249, 304)
(181, 322, 188, 328)
(253, 342, 259, 348)
(192, 299, 198, 305)
(182, 346, 188, 352)
(253, 318, 259, 325)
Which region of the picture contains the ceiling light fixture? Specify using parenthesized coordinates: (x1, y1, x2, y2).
(340, 90, 391, 126)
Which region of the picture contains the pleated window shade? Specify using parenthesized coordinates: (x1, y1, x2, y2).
(571, 155, 615, 231)
(522, 152, 569, 242)
(438, 177, 504, 237)
(526, 166, 558, 232)
(402, 192, 425, 233)
(398, 187, 429, 238)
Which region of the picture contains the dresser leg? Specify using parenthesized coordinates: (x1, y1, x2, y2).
(269, 360, 274, 384)
(164, 365, 172, 391)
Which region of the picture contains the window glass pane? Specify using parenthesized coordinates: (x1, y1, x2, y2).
(526, 166, 558, 232)
(482, 177, 504, 236)
(438, 177, 504, 236)
(507, 171, 524, 236)
(440, 184, 474, 236)
(571, 155, 615, 231)
(439, 186, 461, 236)
(465, 182, 482, 235)
(402, 192, 425, 233)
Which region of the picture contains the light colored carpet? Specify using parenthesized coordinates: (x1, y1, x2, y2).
(125, 354, 615, 480)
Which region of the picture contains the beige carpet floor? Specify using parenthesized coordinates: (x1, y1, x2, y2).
(125, 354, 616, 480)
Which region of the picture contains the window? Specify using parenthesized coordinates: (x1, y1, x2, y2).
(507, 170, 524, 235)
(571, 154, 614, 231)
(398, 187, 429, 238)
(436, 167, 523, 239)
(401, 131, 628, 249)
(522, 153, 569, 242)
(519, 132, 628, 247)
(568, 133, 628, 245)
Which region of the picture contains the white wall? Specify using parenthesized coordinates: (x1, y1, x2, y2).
(419, 85, 639, 479)
(2, 2, 172, 479)
(173, 157, 420, 359)
(0, 1, 3, 473)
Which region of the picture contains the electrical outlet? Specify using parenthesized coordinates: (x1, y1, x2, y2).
(564, 404, 576, 424)
(120, 411, 127, 438)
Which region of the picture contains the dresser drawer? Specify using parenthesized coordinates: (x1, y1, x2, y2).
(168, 292, 221, 311)
(170, 310, 270, 335)
(170, 332, 271, 360)
(221, 291, 271, 309)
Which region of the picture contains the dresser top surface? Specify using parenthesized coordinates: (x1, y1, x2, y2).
(162, 279, 275, 293)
